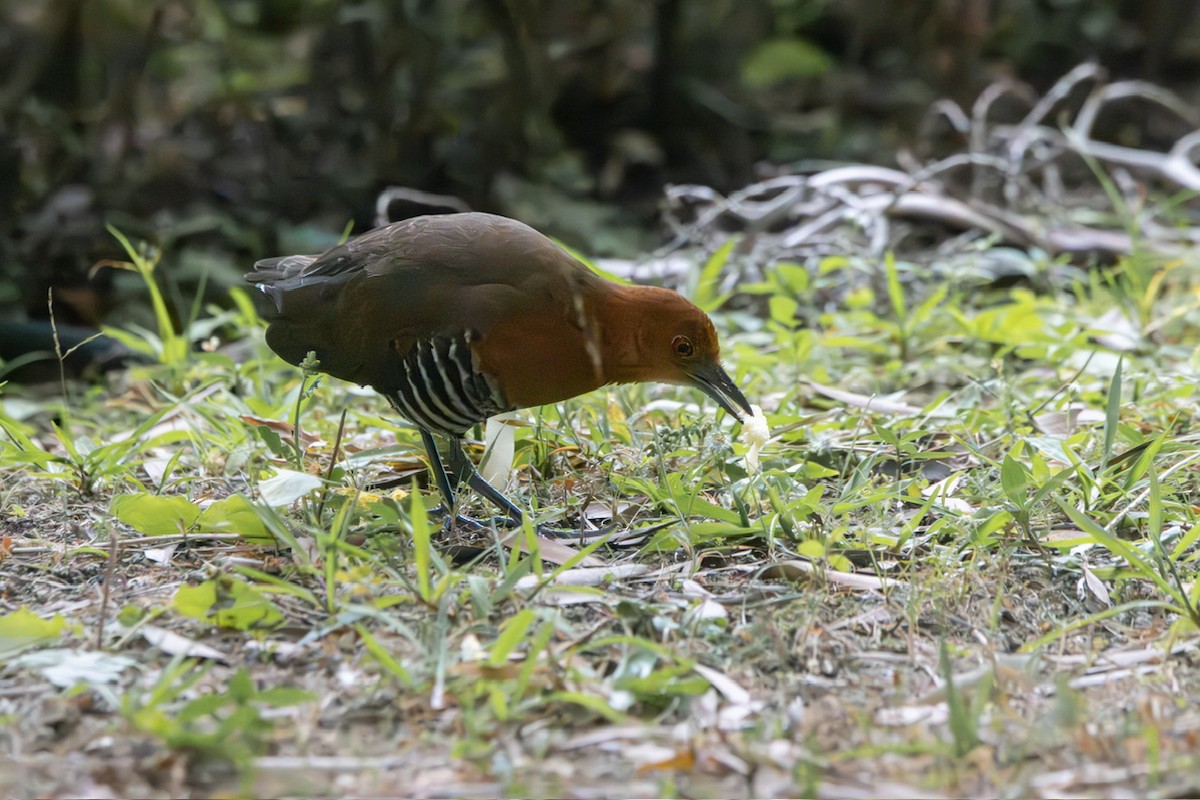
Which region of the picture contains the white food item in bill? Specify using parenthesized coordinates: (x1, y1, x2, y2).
(742, 404, 769, 474)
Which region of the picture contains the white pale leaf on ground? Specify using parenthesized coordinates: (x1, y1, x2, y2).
(1079, 563, 1112, 609)
(677, 578, 712, 597)
(938, 497, 974, 514)
(244, 639, 308, 662)
(693, 663, 752, 705)
(142, 625, 228, 661)
(684, 597, 727, 623)
(1031, 763, 1144, 797)
(258, 468, 324, 506)
(1067, 666, 1158, 689)
(1046, 642, 1192, 669)
(759, 559, 907, 591)
(13, 649, 139, 688)
(804, 380, 923, 416)
(335, 662, 365, 689)
(141, 455, 173, 487)
(875, 702, 949, 727)
(0, 397, 44, 421)
(689, 670, 763, 732)
(142, 542, 178, 565)
(514, 563, 652, 593)
(641, 399, 688, 415)
(624, 742, 683, 768)
(480, 413, 516, 490)
(922, 473, 962, 498)
(1090, 307, 1141, 352)
(922, 473, 974, 514)
(460, 633, 485, 662)
(696, 666, 768, 734)
(1034, 404, 1107, 436)
(527, 589, 611, 606)
(608, 689, 636, 712)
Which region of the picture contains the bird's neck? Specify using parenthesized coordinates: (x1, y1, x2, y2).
(591, 283, 673, 385)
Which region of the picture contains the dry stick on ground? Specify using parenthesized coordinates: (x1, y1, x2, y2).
(9, 532, 246, 556)
(95, 526, 120, 649)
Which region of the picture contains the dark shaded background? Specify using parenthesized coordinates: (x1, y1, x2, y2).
(2, 0, 1199, 337)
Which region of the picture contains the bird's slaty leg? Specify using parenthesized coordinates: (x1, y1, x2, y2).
(417, 428, 492, 533)
(448, 436, 621, 541)
(427, 428, 614, 539)
(418, 428, 458, 511)
(447, 436, 524, 526)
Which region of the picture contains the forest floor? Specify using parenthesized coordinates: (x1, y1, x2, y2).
(3, 228, 1200, 798)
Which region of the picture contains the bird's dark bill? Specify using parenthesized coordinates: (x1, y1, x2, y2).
(690, 362, 753, 421)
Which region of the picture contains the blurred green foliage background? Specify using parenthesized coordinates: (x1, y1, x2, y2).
(1, 0, 1198, 332)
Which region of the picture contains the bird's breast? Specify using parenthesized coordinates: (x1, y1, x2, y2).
(470, 309, 609, 408)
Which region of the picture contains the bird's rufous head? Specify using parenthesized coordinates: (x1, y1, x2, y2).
(605, 286, 753, 422)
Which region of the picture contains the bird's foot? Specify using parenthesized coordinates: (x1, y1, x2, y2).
(533, 521, 617, 545)
(437, 509, 616, 542)
(428, 505, 523, 532)
(428, 503, 620, 545)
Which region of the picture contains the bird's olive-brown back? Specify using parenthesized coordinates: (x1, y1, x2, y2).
(248, 213, 612, 407)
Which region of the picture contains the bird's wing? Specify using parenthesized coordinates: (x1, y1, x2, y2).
(251, 213, 606, 395)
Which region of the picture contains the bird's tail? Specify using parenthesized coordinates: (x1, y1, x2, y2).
(244, 255, 321, 317)
(246, 256, 321, 284)
(243, 254, 318, 286)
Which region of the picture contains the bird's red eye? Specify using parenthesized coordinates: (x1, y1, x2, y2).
(673, 336, 695, 358)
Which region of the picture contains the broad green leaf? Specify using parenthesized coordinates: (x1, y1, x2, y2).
(617, 667, 709, 698)
(742, 37, 832, 88)
(254, 425, 287, 458)
(197, 494, 271, 541)
(111, 493, 201, 536)
(1170, 522, 1200, 561)
(1000, 455, 1029, 507)
(775, 262, 809, 294)
(178, 694, 229, 721)
(229, 668, 255, 701)
(797, 539, 826, 560)
(827, 553, 854, 573)
(800, 461, 838, 479)
(0, 608, 69, 660)
(769, 296, 799, 326)
(173, 578, 284, 630)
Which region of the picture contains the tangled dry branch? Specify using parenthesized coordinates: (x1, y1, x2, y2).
(661, 64, 1200, 273)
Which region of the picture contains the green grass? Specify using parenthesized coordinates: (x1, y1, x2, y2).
(2, 235, 1200, 797)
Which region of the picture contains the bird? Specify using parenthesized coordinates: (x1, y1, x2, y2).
(246, 212, 752, 527)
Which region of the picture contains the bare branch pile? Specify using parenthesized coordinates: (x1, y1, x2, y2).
(661, 64, 1200, 275)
